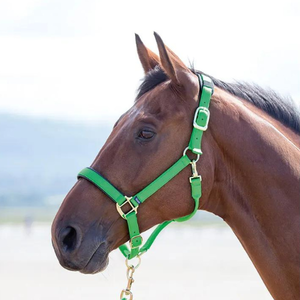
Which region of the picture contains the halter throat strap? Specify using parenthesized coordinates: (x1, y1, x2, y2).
(78, 73, 213, 259)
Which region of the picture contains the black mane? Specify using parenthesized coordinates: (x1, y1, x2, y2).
(137, 66, 168, 99)
(137, 66, 300, 134)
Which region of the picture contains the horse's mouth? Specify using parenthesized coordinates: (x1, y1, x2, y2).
(80, 243, 109, 274)
(54, 240, 110, 274)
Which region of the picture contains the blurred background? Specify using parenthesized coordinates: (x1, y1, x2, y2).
(0, 0, 299, 299)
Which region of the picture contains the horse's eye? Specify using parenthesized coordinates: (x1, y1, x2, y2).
(138, 130, 155, 140)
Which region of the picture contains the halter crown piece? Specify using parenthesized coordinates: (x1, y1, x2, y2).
(78, 73, 214, 260)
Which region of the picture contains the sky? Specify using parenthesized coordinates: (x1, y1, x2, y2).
(0, 0, 299, 124)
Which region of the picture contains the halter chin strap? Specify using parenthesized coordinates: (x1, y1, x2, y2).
(78, 73, 213, 259)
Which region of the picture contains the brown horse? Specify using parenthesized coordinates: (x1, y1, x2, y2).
(51, 33, 300, 300)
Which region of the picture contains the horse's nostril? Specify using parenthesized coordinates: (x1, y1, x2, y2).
(60, 226, 78, 252)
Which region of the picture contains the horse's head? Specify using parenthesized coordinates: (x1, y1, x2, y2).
(51, 33, 215, 274)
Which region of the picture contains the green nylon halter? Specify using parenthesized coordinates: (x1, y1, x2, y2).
(78, 73, 213, 260)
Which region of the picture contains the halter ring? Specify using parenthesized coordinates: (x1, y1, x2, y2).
(183, 147, 200, 163)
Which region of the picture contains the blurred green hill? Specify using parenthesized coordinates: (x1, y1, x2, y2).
(0, 114, 223, 224)
(0, 114, 111, 207)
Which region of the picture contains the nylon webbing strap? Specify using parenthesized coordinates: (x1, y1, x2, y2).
(78, 167, 125, 205)
(134, 155, 191, 203)
(77, 73, 213, 260)
(188, 74, 213, 155)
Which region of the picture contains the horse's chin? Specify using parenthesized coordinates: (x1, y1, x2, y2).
(79, 243, 109, 274)
(55, 240, 110, 275)
(80, 254, 109, 274)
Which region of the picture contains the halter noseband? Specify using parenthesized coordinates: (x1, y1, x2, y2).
(78, 73, 214, 259)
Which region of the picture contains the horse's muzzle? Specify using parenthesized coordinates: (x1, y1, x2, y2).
(51, 222, 109, 274)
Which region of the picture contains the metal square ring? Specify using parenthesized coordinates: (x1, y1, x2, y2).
(116, 196, 138, 219)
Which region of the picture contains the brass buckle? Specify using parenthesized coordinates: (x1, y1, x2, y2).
(120, 256, 141, 300)
(116, 196, 138, 219)
(129, 235, 143, 249)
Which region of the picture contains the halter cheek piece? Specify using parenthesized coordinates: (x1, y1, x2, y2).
(78, 74, 214, 260)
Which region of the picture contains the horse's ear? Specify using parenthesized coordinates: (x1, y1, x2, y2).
(135, 34, 160, 74)
(154, 32, 189, 85)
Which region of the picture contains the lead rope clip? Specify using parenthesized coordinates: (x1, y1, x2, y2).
(120, 256, 141, 300)
(189, 160, 202, 183)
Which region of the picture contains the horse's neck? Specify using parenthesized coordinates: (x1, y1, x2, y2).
(204, 88, 300, 300)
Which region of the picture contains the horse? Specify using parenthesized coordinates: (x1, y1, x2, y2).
(51, 33, 300, 300)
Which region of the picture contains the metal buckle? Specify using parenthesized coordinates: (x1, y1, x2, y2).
(116, 196, 138, 219)
(129, 235, 143, 249)
(193, 107, 210, 131)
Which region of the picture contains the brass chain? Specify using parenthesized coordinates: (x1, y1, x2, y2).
(120, 256, 141, 300)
